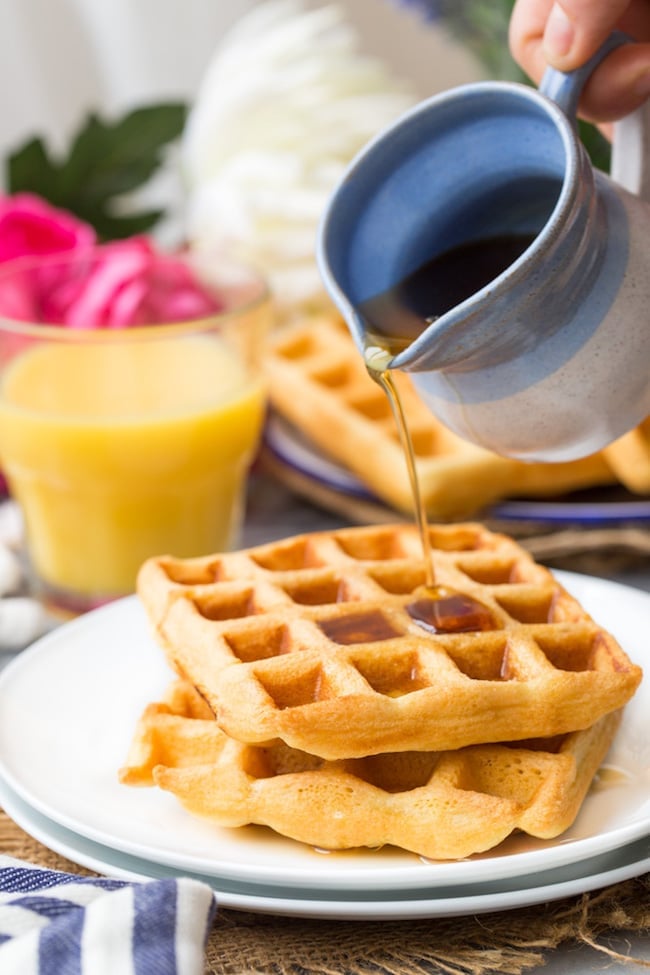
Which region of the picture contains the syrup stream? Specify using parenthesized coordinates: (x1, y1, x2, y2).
(364, 343, 435, 588)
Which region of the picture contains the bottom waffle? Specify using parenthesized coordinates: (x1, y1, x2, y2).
(119, 680, 622, 862)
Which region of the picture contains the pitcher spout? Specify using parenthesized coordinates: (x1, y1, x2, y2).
(318, 77, 600, 375)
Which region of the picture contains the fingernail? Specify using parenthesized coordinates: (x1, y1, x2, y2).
(544, 3, 574, 60)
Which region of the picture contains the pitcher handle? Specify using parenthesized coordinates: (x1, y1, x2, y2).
(539, 30, 650, 201)
(539, 31, 630, 118)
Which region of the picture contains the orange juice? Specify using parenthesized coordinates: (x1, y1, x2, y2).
(0, 334, 265, 601)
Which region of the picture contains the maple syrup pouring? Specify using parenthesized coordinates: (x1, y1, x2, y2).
(364, 344, 496, 636)
(360, 239, 543, 635)
(365, 344, 436, 588)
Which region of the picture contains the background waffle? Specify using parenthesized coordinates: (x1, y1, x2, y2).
(119, 679, 623, 862)
(604, 416, 650, 494)
(137, 523, 641, 760)
(263, 315, 616, 519)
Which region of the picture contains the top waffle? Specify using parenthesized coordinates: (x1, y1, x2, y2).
(263, 315, 615, 518)
(137, 523, 641, 760)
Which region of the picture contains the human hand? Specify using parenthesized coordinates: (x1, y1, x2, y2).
(509, 0, 650, 123)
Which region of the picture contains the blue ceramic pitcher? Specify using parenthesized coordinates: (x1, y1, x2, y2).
(317, 35, 650, 462)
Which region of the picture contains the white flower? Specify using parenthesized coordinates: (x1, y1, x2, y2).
(182, 0, 416, 312)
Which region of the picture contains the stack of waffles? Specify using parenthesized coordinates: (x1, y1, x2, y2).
(120, 523, 642, 860)
(262, 314, 648, 519)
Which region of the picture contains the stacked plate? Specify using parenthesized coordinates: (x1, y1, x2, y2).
(0, 571, 648, 920)
(264, 414, 650, 527)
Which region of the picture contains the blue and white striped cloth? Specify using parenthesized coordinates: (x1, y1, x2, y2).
(0, 856, 216, 974)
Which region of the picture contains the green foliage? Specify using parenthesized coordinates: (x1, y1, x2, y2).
(577, 121, 611, 173)
(6, 103, 187, 239)
(436, 0, 523, 80)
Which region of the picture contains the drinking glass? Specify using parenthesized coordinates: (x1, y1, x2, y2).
(0, 249, 271, 613)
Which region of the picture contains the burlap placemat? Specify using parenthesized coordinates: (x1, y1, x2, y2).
(2, 807, 648, 975)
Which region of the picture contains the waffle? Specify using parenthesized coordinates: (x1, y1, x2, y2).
(604, 416, 650, 493)
(137, 523, 641, 760)
(119, 679, 623, 861)
(263, 315, 615, 518)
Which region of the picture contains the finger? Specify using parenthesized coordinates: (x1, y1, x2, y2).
(577, 43, 650, 122)
(510, 0, 650, 123)
(542, 0, 632, 70)
(509, 0, 555, 84)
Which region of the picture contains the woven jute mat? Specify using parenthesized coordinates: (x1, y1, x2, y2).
(2, 807, 648, 975)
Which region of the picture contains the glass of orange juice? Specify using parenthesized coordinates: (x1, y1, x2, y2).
(0, 248, 271, 613)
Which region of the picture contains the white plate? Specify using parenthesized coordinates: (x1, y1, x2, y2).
(0, 571, 647, 895)
(1, 775, 648, 920)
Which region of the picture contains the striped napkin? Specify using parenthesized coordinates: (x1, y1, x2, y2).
(0, 855, 216, 974)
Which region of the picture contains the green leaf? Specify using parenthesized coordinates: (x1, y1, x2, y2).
(578, 120, 612, 173)
(80, 208, 165, 241)
(5, 102, 187, 239)
(7, 137, 63, 201)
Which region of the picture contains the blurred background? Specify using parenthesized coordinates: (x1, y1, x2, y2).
(0, 0, 483, 166)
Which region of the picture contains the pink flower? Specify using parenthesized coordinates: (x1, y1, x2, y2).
(0, 193, 95, 263)
(42, 238, 223, 328)
(0, 193, 95, 322)
(0, 195, 223, 327)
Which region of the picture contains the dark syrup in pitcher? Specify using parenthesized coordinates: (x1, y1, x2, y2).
(360, 233, 535, 349)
